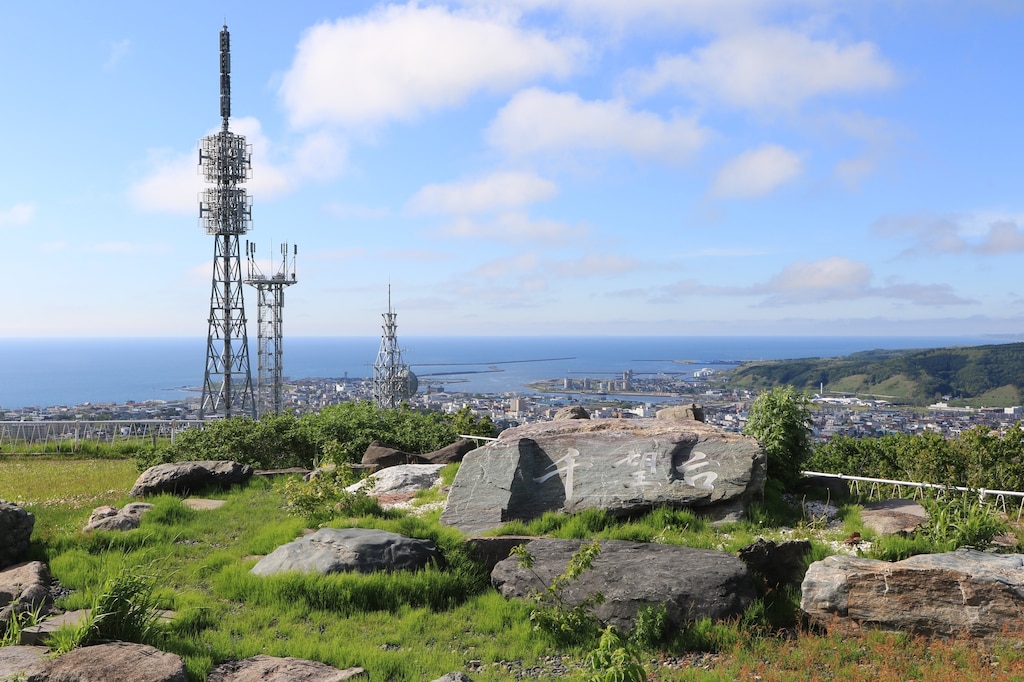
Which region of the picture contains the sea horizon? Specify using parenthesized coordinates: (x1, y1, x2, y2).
(0, 334, 1017, 411)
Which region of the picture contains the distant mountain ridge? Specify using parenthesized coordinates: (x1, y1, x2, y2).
(725, 342, 1024, 407)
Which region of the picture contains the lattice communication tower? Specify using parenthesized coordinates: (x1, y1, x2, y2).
(373, 288, 417, 409)
(198, 25, 255, 419)
(245, 241, 297, 417)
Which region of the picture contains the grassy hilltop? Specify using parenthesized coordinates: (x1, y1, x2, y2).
(725, 342, 1024, 407)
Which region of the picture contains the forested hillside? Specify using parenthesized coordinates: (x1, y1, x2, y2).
(725, 342, 1024, 406)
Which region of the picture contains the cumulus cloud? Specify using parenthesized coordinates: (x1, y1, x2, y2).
(658, 256, 973, 306)
(409, 171, 558, 215)
(873, 212, 1024, 255)
(0, 202, 35, 227)
(129, 118, 344, 214)
(279, 4, 586, 128)
(435, 211, 588, 243)
(487, 88, 708, 162)
(632, 27, 897, 111)
(711, 144, 802, 198)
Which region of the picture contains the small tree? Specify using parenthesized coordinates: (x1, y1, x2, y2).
(743, 385, 813, 489)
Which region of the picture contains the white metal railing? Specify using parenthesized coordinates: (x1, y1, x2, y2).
(802, 470, 1024, 520)
(0, 420, 206, 454)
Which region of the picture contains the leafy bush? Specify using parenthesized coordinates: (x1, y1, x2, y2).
(138, 401, 497, 471)
(743, 385, 813, 489)
(282, 467, 383, 526)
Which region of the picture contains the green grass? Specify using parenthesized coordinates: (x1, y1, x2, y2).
(6, 459, 1024, 681)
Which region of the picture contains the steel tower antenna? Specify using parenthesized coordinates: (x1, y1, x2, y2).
(245, 242, 297, 417)
(198, 24, 255, 419)
(373, 286, 417, 409)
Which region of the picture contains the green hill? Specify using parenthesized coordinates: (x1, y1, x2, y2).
(725, 342, 1024, 407)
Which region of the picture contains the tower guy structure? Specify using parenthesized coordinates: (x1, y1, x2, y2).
(245, 242, 297, 417)
(373, 287, 417, 409)
(199, 25, 255, 419)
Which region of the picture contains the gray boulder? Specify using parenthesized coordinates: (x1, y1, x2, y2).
(0, 645, 48, 680)
(656, 404, 705, 422)
(0, 500, 34, 570)
(348, 464, 446, 498)
(441, 418, 765, 535)
(84, 503, 154, 532)
(553, 405, 590, 420)
(130, 460, 253, 497)
(251, 527, 442, 576)
(737, 538, 812, 589)
(35, 641, 187, 682)
(0, 561, 52, 631)
(422, 438, 476, 465)
(802, 549, 1024, 639)
(208, 655, 367, 681)
(361, 441, 424, 470)
(492, 538, 756, 632)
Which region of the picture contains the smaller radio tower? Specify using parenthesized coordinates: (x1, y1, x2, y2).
(246, 242, 297, 417)
(373, 287, 417, 409)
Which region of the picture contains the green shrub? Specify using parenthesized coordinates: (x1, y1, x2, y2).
(743, 386, 813, 490)
(282, 467, 383, 526)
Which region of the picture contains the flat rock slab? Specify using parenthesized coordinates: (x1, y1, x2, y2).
(859, 499, 928, 536)
(441, 418, 765, 535)
(208, 655, 367, 681)
(251, 527, 442, 576)
(0, 645, 48, 680)
(492, 538, 757, 632)
(130, 460, 253, 497)
(182, 498, 227, 511)
(802, 548, 1024, 639)
(37, 641, 187, 682)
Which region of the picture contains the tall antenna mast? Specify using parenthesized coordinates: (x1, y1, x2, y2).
(246, 241, 298, 417)
(373, 285, 417, 409)
(198, 24, 256, 419)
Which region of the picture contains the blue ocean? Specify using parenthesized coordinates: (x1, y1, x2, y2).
(0, 336, 1015, 409)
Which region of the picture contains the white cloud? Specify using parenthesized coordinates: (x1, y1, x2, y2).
(435, 211, 588, 243)
(409, 171, 558, 215)
(487, 88, 708, 162)
(874, 212, 1024, 256)
(279, 4, 586, 128)
(767, 256, 871, 293)
(711, 144, 802, 198)
(632, 27, 897, 111)
(0, 203, 35, 227)
(658, 256, 973, 306)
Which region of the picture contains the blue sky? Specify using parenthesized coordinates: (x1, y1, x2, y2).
(2, 0, 1023, 338)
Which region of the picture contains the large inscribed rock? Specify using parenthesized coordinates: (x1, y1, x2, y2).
(440, 418, 765, 535)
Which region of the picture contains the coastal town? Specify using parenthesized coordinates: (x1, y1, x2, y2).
(2, 367, 1021, 444)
